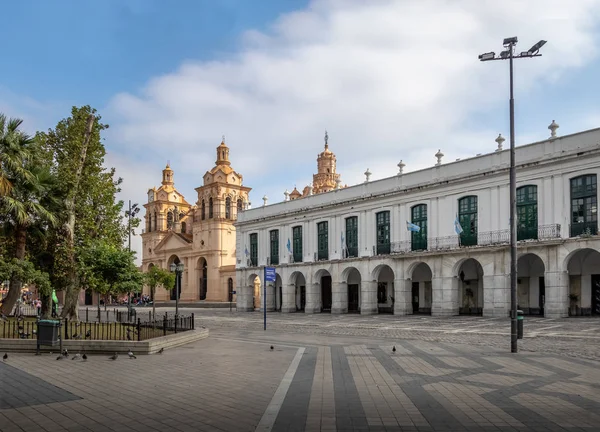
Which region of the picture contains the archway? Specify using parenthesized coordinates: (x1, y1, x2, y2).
(517, 254, 546, 316)
(566, 248, 600, 316)
(167, 256, 181, 300)
(343, 267, 361, 313)
(315, 269, 332, 313)
(373, 264, 394, 314)
(249, 274, 261, 310)
(290, 272, 306, 311)
(411, 262, 432, 314)
(457, 258, 483, 315)
(197, 257, 208, 301)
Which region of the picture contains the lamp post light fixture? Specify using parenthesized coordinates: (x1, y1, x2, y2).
(170, 262, 184, 317)
(479, 37, 547, 353)
(125, 200, 141, 320)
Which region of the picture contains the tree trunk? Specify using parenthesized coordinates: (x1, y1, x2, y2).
(40, 293, 51, 319)
(152, 286, 156, 320)
(0, 225, 27, 315)
(60, 114, 95, 320)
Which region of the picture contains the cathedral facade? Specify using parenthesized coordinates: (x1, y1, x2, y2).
(141, 139, 251, 303)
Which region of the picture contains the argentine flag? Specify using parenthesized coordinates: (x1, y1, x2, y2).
(286, 238, 292, 254)
(454, 216, 464, 234)
(406, 221, 421, 232)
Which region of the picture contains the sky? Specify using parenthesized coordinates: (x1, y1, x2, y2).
(2, 0, 600, 264)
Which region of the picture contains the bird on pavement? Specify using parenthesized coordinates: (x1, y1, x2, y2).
(157, 348, 164, 354)
(109, 353, 118, 361)
(3, 353, 7, 361)
(82, 353, 87, 361)
(270, 345, 274, 351)
(392, 346, 396, 353)
(71, 353, 81, 361)
(56, 354, 63, 360)
(85, 330, 91, 339)
(62, 349, 69, 358)
(128, 350, 137, 359)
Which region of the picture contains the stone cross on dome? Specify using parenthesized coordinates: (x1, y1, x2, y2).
(324, 130, 329, 149)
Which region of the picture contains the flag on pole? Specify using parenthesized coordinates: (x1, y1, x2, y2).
(244, 246, 249, 257)
(286, 238, 292, 254)
(406, 221, 421, 232)
(454, 215, 463, 234)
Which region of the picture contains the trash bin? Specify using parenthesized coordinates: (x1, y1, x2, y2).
(37, 319, 62, 354)
(517, 310, 524, 339)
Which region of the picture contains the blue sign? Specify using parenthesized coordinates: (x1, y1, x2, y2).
(232, 291, 236, 294)
(264, 266, 276, 283)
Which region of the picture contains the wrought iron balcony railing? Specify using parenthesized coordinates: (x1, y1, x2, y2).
(570, 221, 598, 237)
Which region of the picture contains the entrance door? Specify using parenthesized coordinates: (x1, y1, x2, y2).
(348, 284, 359, 312)
(539, 277, 545, 316)
(412, 282, 419, 313)
(321, 276, 332, 312)
(296, 286, 306, 311)
(592, 275, 600, 316)
(278, 286, 282, 311)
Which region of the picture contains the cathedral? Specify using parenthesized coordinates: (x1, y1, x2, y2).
(141, 139, 251, 303)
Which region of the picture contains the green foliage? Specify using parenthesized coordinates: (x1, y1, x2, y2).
(0, 256, 51, 296)
(144, 266, 176, 293)
(0, 114, 35, 197)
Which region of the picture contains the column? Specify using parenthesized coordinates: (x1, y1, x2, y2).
(431, 276, 458, 316)
(236, 283, 254, 312)
(332, 281, 347, 314)
(361, 281, 377, 315)
(393, 279, 412, 315)
(305, 281, 321, 314)
(281, 283, 296, 313)
(544, 270, 569, 318)
(483, 274, 509, 317)
(262, 282, 275, 312)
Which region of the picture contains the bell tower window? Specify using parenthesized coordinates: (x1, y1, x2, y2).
(209, 197, 213, 218)
(201, 200, 206, 220)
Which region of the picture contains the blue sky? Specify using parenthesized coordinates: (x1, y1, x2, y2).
(2, 0, 600, 262)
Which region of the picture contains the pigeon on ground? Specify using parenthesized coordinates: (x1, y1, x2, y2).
(128, 350, 137, 359)
(82, 353, 87, 361)
(71, 353, 81, 361)
(157, 348, 164, 354)
(3, 353, 7, 361)
(270, 345, 274, 351)
(85, 330, 91, 339)
(62, 349, 69, 358)
(392, 346, 396, 353)
(109, 353, 118, 361)
(56, 355, 63, 360)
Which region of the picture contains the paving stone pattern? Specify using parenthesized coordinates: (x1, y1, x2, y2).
(1, 314, 600, 432)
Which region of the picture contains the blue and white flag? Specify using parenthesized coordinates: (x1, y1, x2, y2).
(454, 215, 464, 234)
(286, 238, 292, 253)
(406, 221, 421, 232)
(244, 246, 249, 257)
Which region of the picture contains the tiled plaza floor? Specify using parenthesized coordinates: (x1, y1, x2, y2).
(2, 320, 600, 431)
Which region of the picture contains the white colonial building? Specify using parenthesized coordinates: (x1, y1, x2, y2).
(235, 124, 600, 319)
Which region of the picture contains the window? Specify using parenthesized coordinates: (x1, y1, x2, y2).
(201, 200, 206, 220)
(517, 185, 538, 240)
(181, 222, 186, 233)
(209, 197, 213, 218)
(458, 196, 478, 246)
(293, 226, 303, 263)
(270, 230, 279, 265)
(237, 199, 243, 214)
(249, 233, 258, 266)
(317, 221, 328, 260)
(167, 211, 174, 230)
(153, 212, 157, 231)
(570, 174, 597, 236)
(225, 197, 231, 219)
(345, 216, 358, 258)
(147, 217, 151, 233)
(411, 204, 427, 251)
(376, 211, 390, 255)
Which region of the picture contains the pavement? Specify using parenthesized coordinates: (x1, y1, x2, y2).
(1, 310, 599, 432)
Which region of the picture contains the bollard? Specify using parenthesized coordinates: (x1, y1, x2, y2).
(517, 309, 524, 339)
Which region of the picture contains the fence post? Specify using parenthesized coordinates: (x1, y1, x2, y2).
(163, 314, 167, 336)
(86, 308, 89, 322)
(192, 313, 195, 330)
(137, 318, 141, 341)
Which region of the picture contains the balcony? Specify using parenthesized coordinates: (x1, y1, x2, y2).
(318, 250, 329, 261)
(376, 242, 391, 255)
(249, 256, 258, 267)
(343, 247, 358, 258)
(293, 252, 303, 263)
(570, 221, 598, 237)
(268, 256, 279, 265)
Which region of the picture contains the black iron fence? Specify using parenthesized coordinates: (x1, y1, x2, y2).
(1, 313, 194, 342)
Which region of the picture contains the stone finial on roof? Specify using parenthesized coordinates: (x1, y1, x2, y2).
(397, 160, 406, 175)
(262, 195, 268, 206)
(435, 149, 444, 166)
(284, 189, 290, 201)
(548, 120, 559, 139)
(335, 178, 341, 189)
(495, 134, 505, 152)
(364, 168, 371, 183)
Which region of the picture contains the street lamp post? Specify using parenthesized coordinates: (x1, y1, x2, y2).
(170, 262, 184, 317)
(125, 200, 140, 320)
(479, 37, 547, 353)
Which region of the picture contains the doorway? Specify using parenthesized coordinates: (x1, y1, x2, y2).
(296, 286, 306, 311)
(321, 275, 332, 312)
(348, 284, 359, 313)
(539, 277, 545, 316)
(592, 275, 600, 316)
(412, 282, 419, 313)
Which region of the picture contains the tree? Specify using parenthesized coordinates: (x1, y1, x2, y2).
(0, 114, 34, 197)
(0, 256, 52, 312)
(144, 265, 176, 319)
(0, 116, 57, 316)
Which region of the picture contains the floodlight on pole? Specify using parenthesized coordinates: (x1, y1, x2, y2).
(478, 37, 547, 354)
(170, 263, 176, 272)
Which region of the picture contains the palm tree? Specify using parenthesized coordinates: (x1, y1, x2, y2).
(0, 114, 34, 197)
(0, 130, 57, 315)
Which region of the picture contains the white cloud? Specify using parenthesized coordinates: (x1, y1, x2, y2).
(101, 0, 600, 255)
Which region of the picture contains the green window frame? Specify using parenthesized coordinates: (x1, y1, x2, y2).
(345, 216, 358, 258)
(517, 185, 538, 240)
(269, 230, 279, 265)
(411, 204, 428, 251)
(249, 233, 258, 266)
(292, 226, 303, 263)
(458, 196, 478, 246)
(317, 221, 329, 261)
(570, 174, 598, 236)
(376, 211, 390, 255)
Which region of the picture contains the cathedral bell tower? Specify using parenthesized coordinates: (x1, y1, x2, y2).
(312, 130, 340, 194)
